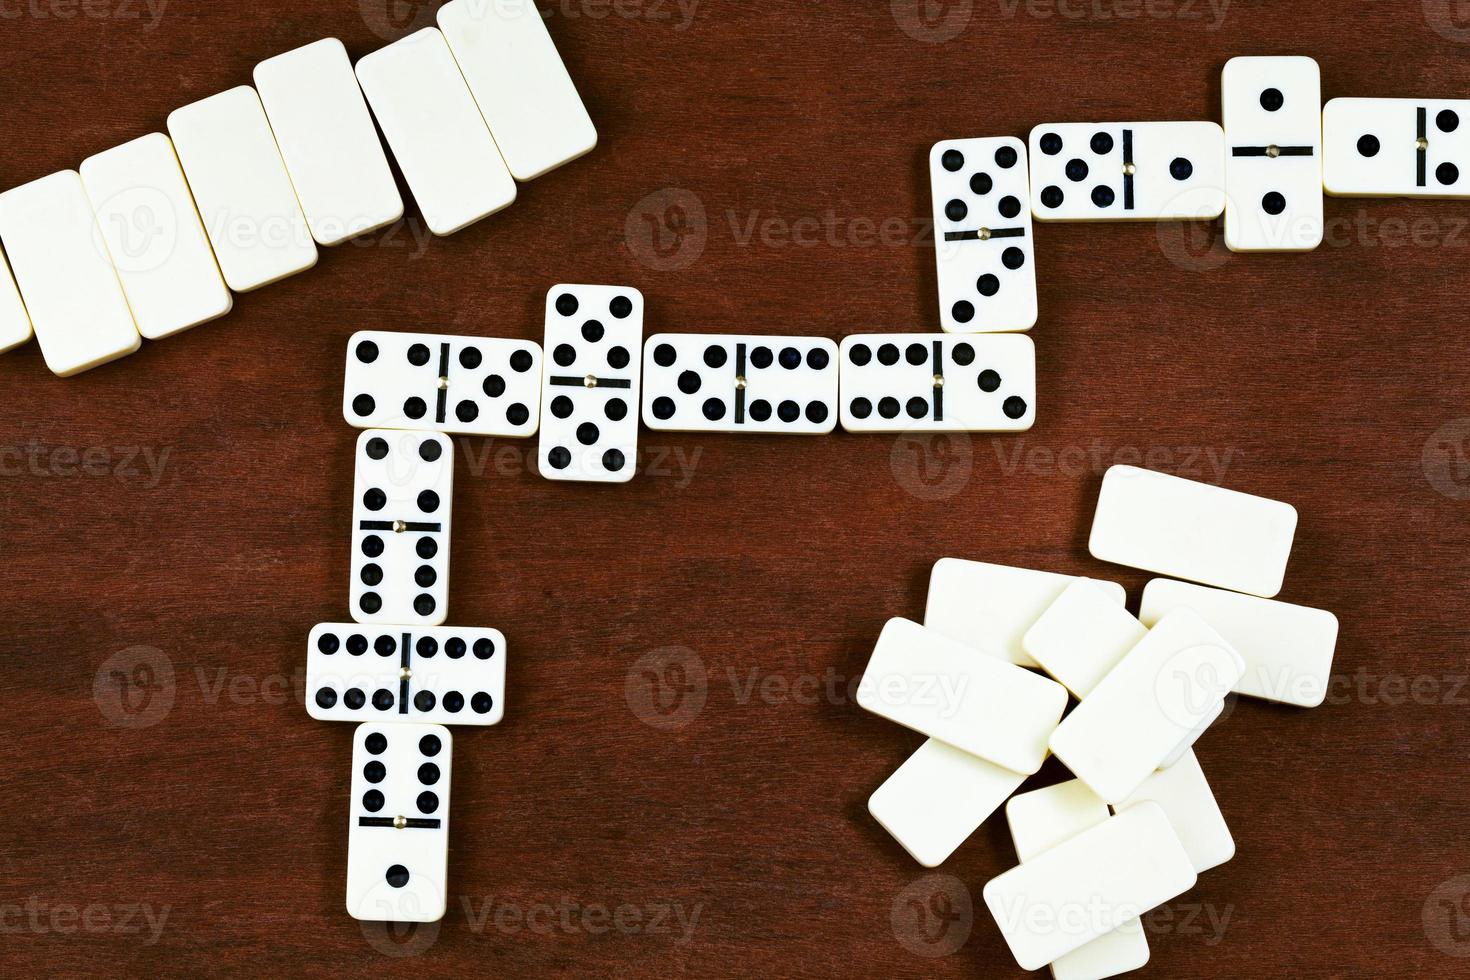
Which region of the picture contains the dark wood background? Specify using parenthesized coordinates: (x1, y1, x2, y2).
(3, 1, 1468, 976)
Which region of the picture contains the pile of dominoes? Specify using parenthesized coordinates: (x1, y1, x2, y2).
(857, 464, 1340, 977)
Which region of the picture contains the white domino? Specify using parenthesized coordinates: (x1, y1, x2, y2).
(925, 558, 1127, 668)
(350, 430, 453, 627)
(984, 802, 1196, 971)
(856, 618, 1067, 775)
(1023, 578, 1148, 699)
(1115, 749, 1235, 874)
(0, 171, 140, 377)
(837, 334, 1035, 433)
(1005, 780, 1151, 980)
(1089, 465, 1298, 598)
(438, 0, 597, 181)
(346, 722, 451, 923)
(1140, 578, 1338, 708)
(538, 284, 644, 483)
(343, 330, 543, 437)
(254, 38, 404, 245)
(868, 738, 1026, 868)
(307, 623, 505, 726)
(1323, 97, 1470, 199)
(79, 133, 232, 340)
(930, 137, 1037, 333)
(1049, 608, 1244, 803)
(1028, 121, 1226, 221)
(1221, 55, 1324, 252)
(641, 333, 839, 434)
(0, 246, 33, 355)
(355, 28, 516, 237)
(168, 86, 318, 292)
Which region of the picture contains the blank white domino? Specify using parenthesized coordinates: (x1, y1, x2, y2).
(1221, 55, 1324, 252)
(868, 739, 1026, 868)
(0, 171, 140, 377)
(925, 558, 1127, 668)
(1005, 780, 1150, 980)
(355, 28, 516, 237)
(1324, 98, 1470, 199)
(1023, 578, 1148, 698)
(984, 802, 1195, 971)
(1115, 749, 1235, 874)
(438, 0, 597, 181)
(0, 246, 32, 354)
(80, 133, 232, 340)
(254, 38, 404, 245)
(168, 86, 318, 291)
(1140, 578, 1338, 708)
(1089, 465, 1298, 598)
(1049, 608, 1244, 803)
(856, 618, 1067, 775)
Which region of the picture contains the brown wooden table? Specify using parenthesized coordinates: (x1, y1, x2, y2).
(3, 1, 1468, 975)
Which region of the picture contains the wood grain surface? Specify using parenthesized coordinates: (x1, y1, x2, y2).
(2, 1, 1469, 976)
